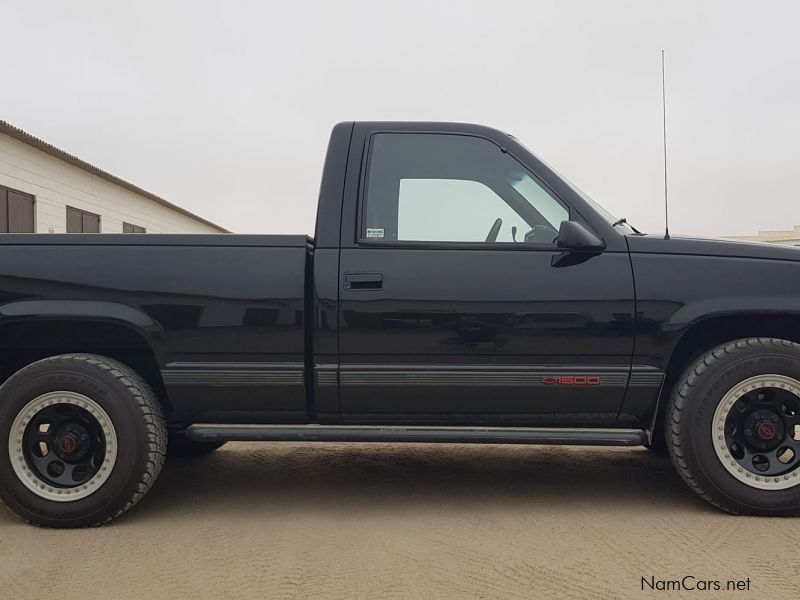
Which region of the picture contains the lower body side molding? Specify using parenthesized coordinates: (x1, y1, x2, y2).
(185, 424, 647, 446)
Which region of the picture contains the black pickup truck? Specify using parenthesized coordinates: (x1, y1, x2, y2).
(2, 121, 800, 527)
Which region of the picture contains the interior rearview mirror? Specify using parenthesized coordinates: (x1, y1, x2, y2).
(557, 221, 605, 252)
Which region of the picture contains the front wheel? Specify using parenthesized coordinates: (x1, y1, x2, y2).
(0, 354, 166, 527)
(666, 338, 800, 516)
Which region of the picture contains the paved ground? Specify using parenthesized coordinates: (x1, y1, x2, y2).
(1, 443, 798, 599)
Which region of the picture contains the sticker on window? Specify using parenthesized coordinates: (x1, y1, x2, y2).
(366, 228, 385, 239)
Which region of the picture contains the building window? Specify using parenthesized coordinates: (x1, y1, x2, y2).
(66, 206, 100, 233)
(123, 222, 146, 233)
(0, 185, 35, 233)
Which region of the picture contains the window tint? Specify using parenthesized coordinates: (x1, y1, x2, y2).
(398, 179, 529, 242)
(361, 133, 568, 244)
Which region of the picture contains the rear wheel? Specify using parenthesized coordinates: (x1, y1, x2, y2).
(0, 354, 166, 527)
(666, 338, 800, 515)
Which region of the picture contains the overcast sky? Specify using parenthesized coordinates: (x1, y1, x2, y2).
(3, 0, 798, 236)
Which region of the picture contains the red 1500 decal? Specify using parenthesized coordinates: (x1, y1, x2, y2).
(542, 376, 602, 386)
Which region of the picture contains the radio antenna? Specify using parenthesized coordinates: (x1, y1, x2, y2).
(661, 50, 671, 240)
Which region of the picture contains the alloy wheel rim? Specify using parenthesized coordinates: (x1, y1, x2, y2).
(713, 374, 800, 490)
(9, 391, 118, 502)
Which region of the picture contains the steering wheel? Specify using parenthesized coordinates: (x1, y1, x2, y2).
(485, 218, 503, 243)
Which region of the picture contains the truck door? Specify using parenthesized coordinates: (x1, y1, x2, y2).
(337, 124, 635, 426)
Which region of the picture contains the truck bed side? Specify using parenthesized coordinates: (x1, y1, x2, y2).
(0, 234, 311, 427)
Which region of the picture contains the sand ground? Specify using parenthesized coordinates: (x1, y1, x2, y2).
(1, 442, 798, 599)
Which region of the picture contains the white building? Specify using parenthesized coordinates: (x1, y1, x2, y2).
(0, 120, 227, 234)
(724, 227, 800, 246)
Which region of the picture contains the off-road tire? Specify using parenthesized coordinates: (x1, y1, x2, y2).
(0, 354, 166, 527)
(666, 338, 800, 516)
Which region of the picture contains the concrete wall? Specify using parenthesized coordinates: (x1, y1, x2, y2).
(0, 132, 222, 234)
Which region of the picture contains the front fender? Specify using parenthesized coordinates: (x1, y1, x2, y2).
(663, 296, 800, 334)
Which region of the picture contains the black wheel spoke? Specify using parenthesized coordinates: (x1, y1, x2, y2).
(33, 412, 74, 437)
(738, 443, 757, 463)
(27, 454, 76, 487)
(27, 452, 51, 472)
(762, 448, 784, 473)
(777, 391, 800, 419)
(735, 445, 768, 474)
(27, 429, 52, 446)
(50, 462, 78, 487)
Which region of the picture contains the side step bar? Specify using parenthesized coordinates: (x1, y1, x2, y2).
(186, 424, 647, 447)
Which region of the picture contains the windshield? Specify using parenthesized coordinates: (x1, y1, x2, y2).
(509, 136, 638, 231)
(542, 162, 618, 224)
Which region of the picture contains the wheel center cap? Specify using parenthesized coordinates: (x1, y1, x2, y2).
(59, 434, 77, 453)
(743, 409, 785, 451)
(53, 423, 91, 461)
(757, 422, 777, 440)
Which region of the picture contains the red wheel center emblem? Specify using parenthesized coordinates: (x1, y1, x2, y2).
(60, 436, 76, 453)
(757, 423, 776, 440)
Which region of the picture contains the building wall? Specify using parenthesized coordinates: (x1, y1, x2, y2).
(725, 226, 800, 246)
(0, 132, 221, 234)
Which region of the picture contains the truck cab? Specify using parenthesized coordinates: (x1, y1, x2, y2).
(312, 122, 641, 428)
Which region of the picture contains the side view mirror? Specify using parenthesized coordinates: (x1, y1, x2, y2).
(557, 221, 605, 252)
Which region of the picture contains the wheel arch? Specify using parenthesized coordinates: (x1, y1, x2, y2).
(649, 312, 800, 442)
(0, 302, 170, 412)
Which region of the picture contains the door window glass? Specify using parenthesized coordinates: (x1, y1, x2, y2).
(361, 133, 569, 244)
